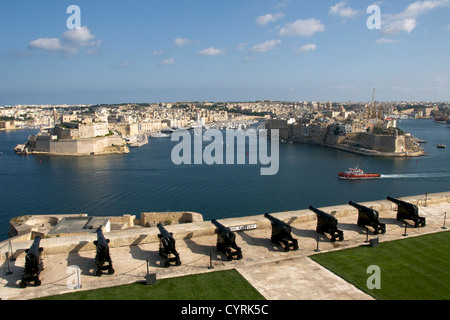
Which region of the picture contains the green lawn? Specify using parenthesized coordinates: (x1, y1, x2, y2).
(37, 269, 265, 300)
(310, 231, 450, 300)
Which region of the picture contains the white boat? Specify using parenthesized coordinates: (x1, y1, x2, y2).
(151, 132, 170, 138)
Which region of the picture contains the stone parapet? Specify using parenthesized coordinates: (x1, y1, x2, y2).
(1, 191, 449, 262)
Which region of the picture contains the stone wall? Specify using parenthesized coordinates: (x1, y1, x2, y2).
(30, 135, 128, 155)
(139, 211, 204, 227)
(2, 192, 449, 261)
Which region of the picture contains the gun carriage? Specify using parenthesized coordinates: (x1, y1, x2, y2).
(349, 201, 386, 234)
(309, 206, 344, 242)
(20, 236, 44, 288)
(94, 229, 115, 276)
(387, 196, 426, 228)
(211, 219, 243, 261)
(264, 213, 298, 251)
(157, 223, 181, 267)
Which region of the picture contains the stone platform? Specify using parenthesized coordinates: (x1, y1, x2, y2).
(0, 192, 448, 300)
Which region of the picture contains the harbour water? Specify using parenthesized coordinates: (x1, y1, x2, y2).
(0, 119, 449, 240)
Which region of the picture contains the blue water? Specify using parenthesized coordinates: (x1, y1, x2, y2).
(0, 119, 449, 240)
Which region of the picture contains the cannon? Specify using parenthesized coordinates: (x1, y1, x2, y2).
(20, 236, 44, 288)
(349, 201, 386, 234)
(157, 223, 181, 267)
(264, 213, 298, 251)
(94, 228, 114, 276)
(309, 206, 344, 242)
(211, 219, 243, 261)
(387, 196, 426, 227)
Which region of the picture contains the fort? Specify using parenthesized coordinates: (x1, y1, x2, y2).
(14, 122, 130, 156)
(0, 191, 448, 300)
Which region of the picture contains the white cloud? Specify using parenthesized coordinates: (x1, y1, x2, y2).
(28, 26, 100, 56)
(382, 0, 450, 34)
(153, 51, 164, 56)
(174, 37, 191, 47)
(28, 38, 62, 51)
(250, 40, 282, 53)
(394, 0, 450, 19)
(63, 26, 96, 45)
(294, 43, 317, 53)
(256, 13, 285, 26)
(329, 1, 359, 18)
(382, 18, 417, 35)
(278, 18, 325, 36)
(197, 47, 226, 56)
(159, 58, 175, 66)
(375, 38, 398, 44)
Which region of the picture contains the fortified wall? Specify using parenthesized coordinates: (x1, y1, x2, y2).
(1, 191, 449, 261)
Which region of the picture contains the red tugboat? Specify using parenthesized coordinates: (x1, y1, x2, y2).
(338, 167, 381, 180)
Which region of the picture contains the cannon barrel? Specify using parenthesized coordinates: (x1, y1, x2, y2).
(95, 228, 109, 248)
(349, 201, 367, 211)
(211, 219, 230, 232)
(27, 236, 42, 258)
(264, 213, 288, 228)
(212, 219, 235, 242)
(157, 223, 172, 239)
(309, 206, 336, 223)
(349, 201, 379, 219)
(387, 196, 416, 209)
(309, 205, 323, 216)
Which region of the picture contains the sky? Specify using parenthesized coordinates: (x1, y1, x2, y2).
(1, 0, 450, 105)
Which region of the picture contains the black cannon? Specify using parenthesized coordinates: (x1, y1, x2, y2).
(157, 223, 181, 268)
(349, 201, 386, 234)
(309, 206, 344, 242)
(20, 236, 44, 288)
(94, 228, 114, 276)
(211, 219, 243, 261)
(264, 213, 298, 251)
(387, 196, 426, 227)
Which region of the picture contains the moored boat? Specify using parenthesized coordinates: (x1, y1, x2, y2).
(338, 168, 381, 180)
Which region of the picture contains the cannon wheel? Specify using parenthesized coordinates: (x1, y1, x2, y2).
(34, 279, 41, 286)
(96, 269, 103, 277)
(20, 280, 27, 288)
(108, 266, 115, 274)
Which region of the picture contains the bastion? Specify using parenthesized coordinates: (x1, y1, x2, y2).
(1, 191, 448, 262)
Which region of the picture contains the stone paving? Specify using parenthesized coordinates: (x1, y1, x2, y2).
(0, 201, 448, 300)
